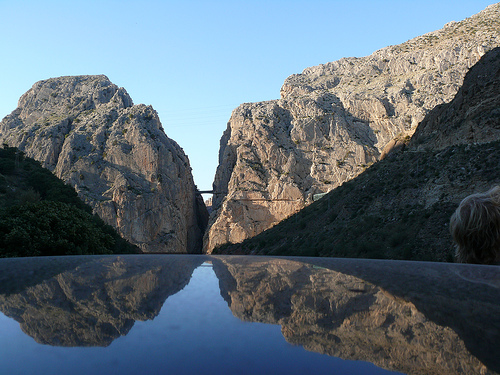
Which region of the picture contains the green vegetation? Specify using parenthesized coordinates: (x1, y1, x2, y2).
(213, 140, 500, 262)
(0, 145, 140, 257)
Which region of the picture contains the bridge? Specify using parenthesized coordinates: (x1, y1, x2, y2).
(197, 190, 222, 195)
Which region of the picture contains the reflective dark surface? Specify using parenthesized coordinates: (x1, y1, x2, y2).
(0, 255, 498, 375)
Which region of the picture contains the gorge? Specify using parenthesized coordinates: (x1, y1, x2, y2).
(0, 4, 499, 257)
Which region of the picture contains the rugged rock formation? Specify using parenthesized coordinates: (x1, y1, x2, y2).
(205, 3, 500, 252)
(213, 47, 500, 261)
(213, 256, 500, 375)
(0, 255, 204, 346)
(411, 46, 500, 149)
(0, 75, 207, 253)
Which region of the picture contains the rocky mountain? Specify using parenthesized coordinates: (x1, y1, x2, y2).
(0, 75, 207, 253)
(204, 3, 500, 252)
(212, 256, 499, 374)
(213, 46, 500, 262)
(411, 46, 500, 149)
(0, 255, 204, 346)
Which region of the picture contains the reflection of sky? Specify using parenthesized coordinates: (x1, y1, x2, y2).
(0, 263, 403, 375)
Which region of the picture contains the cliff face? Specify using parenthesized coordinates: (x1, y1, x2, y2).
(0, 75, 207, 253)
(205, 3, 500, 252)
(411, 46, 500, 149)
(213, 46, 500, 261)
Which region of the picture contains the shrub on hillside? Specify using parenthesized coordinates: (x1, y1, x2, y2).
(0, 201, 116, 257)
(0, 145, 140, 257)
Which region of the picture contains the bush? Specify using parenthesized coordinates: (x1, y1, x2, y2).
(0, 145, 139, 257)
(0, 201, 115, 257)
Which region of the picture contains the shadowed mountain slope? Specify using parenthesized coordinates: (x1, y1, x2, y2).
(0, 145, 139, 257)
(204, 3, 500, 252)
(213, 47, 500, 262)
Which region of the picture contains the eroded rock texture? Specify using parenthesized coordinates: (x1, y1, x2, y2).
(0, 75, 207, 253)
(205, 3, 500, 251)
(411, 46, 500, 149)
(211, 47, 500, 261)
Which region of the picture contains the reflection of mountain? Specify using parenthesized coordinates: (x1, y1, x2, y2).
(0, 255, 205, 346)
(213, 256, 500, 375)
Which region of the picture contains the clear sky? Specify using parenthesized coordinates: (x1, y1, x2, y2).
(0, 0, 495, 193)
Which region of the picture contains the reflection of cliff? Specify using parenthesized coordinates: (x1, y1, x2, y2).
(0, 255, 204, 347)
(213, 256, 499, 375)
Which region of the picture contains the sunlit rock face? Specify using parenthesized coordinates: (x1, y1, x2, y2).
(0, 256, 204, 346)
(210, 47, 500, 261)
(204, 3, 500, 252)
(213, 256, 500, 375)
(411, 46, 500, 150)
(0, 75, 207, 253)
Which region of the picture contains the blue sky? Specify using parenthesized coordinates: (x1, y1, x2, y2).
(0, 0, 495, 193)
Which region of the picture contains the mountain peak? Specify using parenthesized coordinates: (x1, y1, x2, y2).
(0, 75, 207, 253)
(204, 3, 500, 252)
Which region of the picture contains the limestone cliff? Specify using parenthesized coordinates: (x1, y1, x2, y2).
(0, 75, 207, 253)
(411, 46, 500, 149)
(205, 3, 500, 252)
(210, 44, 500, 262)
(212, 256, 500, 375)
